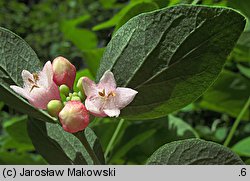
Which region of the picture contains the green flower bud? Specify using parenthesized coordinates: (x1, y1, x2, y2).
(66, 96, 71, 102)
(60, 93, 66, 102)
(72, 92, 78, 96)
(71, 96, 81, 102)
(76, 77, 84, 94)
(69, 93, 73, 97)
(59, 84, 70, 96)
(47, 100, 63, 117)
(78, 91, 85, 100)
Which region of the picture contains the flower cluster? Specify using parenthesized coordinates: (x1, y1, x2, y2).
(10, 57, 138, 133)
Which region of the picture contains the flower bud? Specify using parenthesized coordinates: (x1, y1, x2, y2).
(59, 101, 89, 133)
(78, 91, 85, 100)
(66, 96, 71, 102)
(52, 56, 76, 89)
(60, 93, 66, 102)
(76, 77, 84, 93)
(59, 84, 70, 96)
(47, 100, 63, 117)
(71, 96, 81, 102)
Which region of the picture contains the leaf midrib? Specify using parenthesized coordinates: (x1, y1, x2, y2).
(134, 17, 243, 89)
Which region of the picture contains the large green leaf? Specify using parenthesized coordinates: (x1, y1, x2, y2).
(114, 2, 158, 32)
(232, 137, 250, 157)
(93, 1, 159, 31)
(199, 70, 250, 120)
(27, 119, 105, 165)
(97, 5, 245, 120)
(228, 0, 250, 62)
(146, 138, 244, 165)
(0, 27, 55, 123)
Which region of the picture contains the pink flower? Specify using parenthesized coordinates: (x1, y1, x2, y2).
(59, 101, 89, 133)
(10, 61, 60, 109)
(52, 56, 76, 89)
(82, 70, 138, 117)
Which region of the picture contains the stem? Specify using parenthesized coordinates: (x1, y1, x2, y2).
(224, 96, 250, 147)
(74, 132, 100, 165)
(105, 119, 125, 159)
(191, 0, 200, 5)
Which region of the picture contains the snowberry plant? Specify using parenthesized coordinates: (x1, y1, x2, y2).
(0, 5, 247, 165)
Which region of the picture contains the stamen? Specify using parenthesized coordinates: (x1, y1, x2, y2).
(28, 78, 35, 84)
(98, 89, 105, 97)
(33, 73, 39, 82)
(108, 91, 116, 97)
(30, 85, 40, 92)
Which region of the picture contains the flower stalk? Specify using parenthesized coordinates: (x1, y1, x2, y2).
(224, 96, 250, 147)
(74, 131, 101, 165)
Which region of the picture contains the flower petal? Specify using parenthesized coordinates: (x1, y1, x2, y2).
(85, 97, 107, 117)
(21, 70, 33, 89)
(115, 87, 138, 108)
(98, 70, 116, 91)
(29, 83, 60, 109)
(82, 77, 98, 97)
(39, 61, 53, 88)
(103, 109, 120, 117)
(10, 85, 32, 101)
(102, 96, 120, 117)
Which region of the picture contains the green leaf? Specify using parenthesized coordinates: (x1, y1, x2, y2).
(228, 0, 250, 62)
(0, 136, 34, 152)
(99, 0, 116, 9)
(232, 31, 250, 62)
(93, 1, 159, 31)
(91, 118, 128, 152)
(130, 0, 168, 8)
(60, 15, 97, 50)
(199, 70, 250, 120)
(97, 5, 245, 120)
(114, 2, 159, 32)
(146, 138, 244, 165)
(0, 27, 55, 123)
(237, 64, 250, 78)
(108, 115, 198, 164)
(168, 115, 199, 138)
(27, 118, 105, 165)
(3, 115, 32, 144)
(245, 159, 250, 165)
(83, 48, 105, 77)
(151, 0, 169, 8)
(0, 150, 47, 165)
(232, 137, 250, 157)
(228, 0, 250, 21)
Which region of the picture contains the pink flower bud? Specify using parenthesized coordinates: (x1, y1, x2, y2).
(59, 101, 89, 133)
(52, 56, 76, 89)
